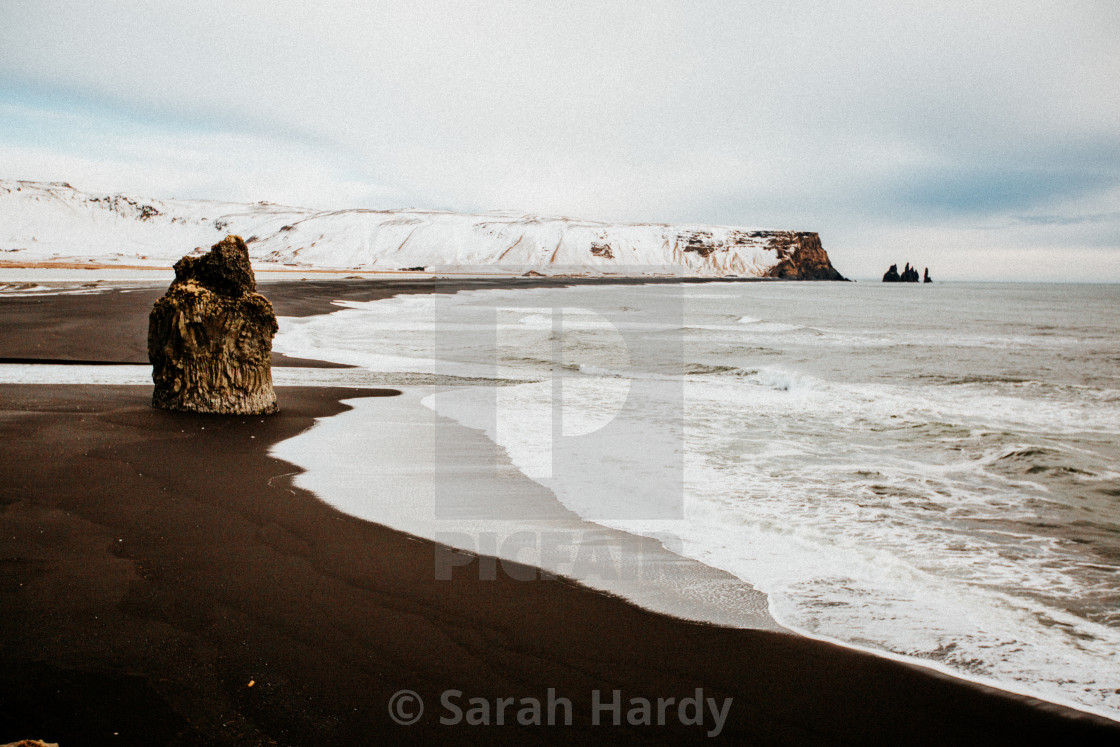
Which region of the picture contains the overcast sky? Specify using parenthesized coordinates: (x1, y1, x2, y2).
(2, 1, 1118, 280)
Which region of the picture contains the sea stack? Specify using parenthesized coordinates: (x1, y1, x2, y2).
(883, 263, 923, 283)
(148, 235, 279, 414)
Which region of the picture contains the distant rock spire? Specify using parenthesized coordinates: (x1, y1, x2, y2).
(882, 262, 925, 283)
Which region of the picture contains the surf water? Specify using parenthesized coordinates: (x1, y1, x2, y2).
(274, 280, 1120, 719)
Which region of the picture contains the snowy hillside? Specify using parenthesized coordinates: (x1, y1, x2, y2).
(0, 180, 844, 278)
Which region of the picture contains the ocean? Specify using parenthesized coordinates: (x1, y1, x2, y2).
(271, 280, 1120, 719)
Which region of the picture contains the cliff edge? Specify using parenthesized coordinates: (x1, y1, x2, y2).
(764, 232, 847, 280)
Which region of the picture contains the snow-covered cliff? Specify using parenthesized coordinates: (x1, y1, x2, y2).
(0, 180, 844, 278)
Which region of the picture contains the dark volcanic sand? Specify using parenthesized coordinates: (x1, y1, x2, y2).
(0, 282, 1118, 745)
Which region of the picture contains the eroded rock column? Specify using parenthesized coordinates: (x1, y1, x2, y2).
(148, 235, 279, 414)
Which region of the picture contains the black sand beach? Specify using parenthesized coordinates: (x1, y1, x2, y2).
(1, 280, 1118, 745)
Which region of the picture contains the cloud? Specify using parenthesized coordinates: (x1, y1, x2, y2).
(1015, 212, 1120, 227)
(0, 98, 415, 209)
(897, 166, 1117, 216)
(1, 1, 1118, 279)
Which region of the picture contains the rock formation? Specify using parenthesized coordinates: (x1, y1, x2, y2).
(764, 232, 847, 280)
(923, 267, 932, 283)
(883, 262, 923, 283)
(148, 235, 278, 414)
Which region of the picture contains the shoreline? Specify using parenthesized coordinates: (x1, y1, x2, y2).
(271, 386, 783, 632)
(1, 279, 1118, 743)
(1, 362, 1117, 724)
(273, 385, 1120, 725)
(3, 383, 1118, 744)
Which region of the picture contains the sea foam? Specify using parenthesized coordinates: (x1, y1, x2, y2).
(272, 280, 1120, 720)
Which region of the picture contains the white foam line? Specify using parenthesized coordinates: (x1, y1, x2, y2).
(268, 388, 782, 632)
(0, 364, 152, 385)
(0, 364, 410, 387)
(766, 610, 1120, 723)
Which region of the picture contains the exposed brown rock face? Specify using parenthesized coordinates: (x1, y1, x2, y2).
(765, 232, 847, 280)
(590, 242, 615, 259)
(682, 230, 718, 258)
(148, 236, 278, 414)
(671, 229, 846, 278)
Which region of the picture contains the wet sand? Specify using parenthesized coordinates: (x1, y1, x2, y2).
(0, 280, 1117, 745)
